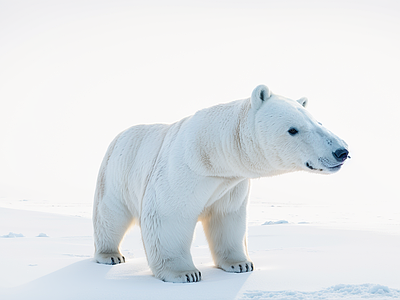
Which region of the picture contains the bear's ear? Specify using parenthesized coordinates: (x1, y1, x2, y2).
(297, 97, 308, 108)
(251, 85, 271, 110)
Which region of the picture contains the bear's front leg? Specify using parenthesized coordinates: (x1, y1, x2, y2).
(140, 202, 202, 283)
(201, 196, 254, 274)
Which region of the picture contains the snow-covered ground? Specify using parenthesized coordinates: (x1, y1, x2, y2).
(1, 172, 399, 300)
(1, 196, 399, 300)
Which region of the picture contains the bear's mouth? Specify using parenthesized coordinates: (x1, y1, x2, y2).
(325, 164, 342, 171)
(305, 159, 343, 172)
(305, 162, 323, 171)
(318, 158, 343, 172)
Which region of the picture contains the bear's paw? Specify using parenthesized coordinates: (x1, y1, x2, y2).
(160, 269, 202, 283)
(219, 260, 254, 273)
(95, 252, 126, 265)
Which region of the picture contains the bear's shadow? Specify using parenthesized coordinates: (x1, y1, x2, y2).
(3, 259, 252, 300)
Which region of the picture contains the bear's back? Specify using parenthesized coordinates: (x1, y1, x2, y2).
(99, 123, 171, 207)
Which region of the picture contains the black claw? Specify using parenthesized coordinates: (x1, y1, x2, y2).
(199, 272, 201, 281)
(239, 264, 243, 273)
(111, 257, 116, 265)
(122, 256, 125, 263)
(195, 273, 198, 282)
(117, 257, 121, 263)
(186, 275, 190, 282)
(246, 264, 249, 272)
(191, 274, 195, 282)
(231, 265, 235, 269)
(251, 262, 254, 271)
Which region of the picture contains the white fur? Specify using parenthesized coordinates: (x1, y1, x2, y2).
(93, 84, 348, 282)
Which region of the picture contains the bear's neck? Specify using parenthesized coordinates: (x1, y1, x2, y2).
(183, 99, 281, 179)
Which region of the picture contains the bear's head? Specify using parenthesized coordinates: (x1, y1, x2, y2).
(251, 85, 349, 175)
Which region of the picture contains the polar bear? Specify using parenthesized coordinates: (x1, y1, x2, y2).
(93, 85, 349, 283)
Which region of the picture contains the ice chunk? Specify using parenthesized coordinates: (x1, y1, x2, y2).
(262, 220, 289, 225)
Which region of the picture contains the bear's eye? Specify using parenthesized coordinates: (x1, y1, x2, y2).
(288, 128, 299, 136)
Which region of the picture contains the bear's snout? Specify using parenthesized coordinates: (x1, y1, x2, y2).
(332, 148, 349, 162)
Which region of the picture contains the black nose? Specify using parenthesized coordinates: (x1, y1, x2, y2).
(333, 148, 349, 162)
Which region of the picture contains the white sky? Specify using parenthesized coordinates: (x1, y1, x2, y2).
(0, 0, 399, 223)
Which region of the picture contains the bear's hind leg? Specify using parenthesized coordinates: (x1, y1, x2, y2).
(93, 198, 134, 265)
(201, 197, 254, 273)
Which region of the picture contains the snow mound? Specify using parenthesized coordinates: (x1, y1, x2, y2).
(262, 220, 289, 225)
(240, 284, 400, 299)
(36, 233, 49, 237)
(1, 232, 24, 238)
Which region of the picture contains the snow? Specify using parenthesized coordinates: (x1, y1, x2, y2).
(241, 284, 400, 299)
(262, 220, 289, 225)
(0, 206, 399, 300)
(1, 232, 24, 238)
(36, 233, 49, 238)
